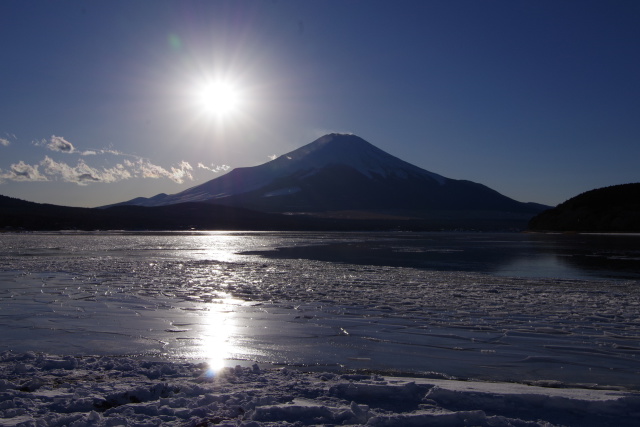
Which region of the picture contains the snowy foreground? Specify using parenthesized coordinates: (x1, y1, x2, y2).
(1, 351, 639, 427)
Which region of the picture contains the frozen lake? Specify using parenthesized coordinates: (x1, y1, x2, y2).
(1, 231, 639, 389)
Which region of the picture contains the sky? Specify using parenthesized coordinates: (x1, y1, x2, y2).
(1, 0, 639, 208)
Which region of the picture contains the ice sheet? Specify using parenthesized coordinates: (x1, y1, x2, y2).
(1, 232, 639, 390)
(2, 232, 640, 425)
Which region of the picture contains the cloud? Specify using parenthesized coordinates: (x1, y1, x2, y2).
(132, 159, 194, 183)
(96, 148, 133, 157)
(46, 135, 75, 153)
(0, 156, 194, 186)
(30, 135, 161, 159)
(1, 133, 17, 147)
(1, 133, 200, 186)
(0, 161, 48, 182)
(40, 156, 129, 185)
(197, 163, 230, 173)
(267, 154, 277, 161)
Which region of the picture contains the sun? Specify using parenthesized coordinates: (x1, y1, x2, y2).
(197, 81, 241, 116)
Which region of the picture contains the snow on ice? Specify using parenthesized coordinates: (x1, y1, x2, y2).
(1, 351, 639, 426)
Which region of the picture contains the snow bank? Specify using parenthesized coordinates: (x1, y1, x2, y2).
(1, 352, 638, 426)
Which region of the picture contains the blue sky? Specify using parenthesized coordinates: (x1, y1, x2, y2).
(1, 0, 639, 207)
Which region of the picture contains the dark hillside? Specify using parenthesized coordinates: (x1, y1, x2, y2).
(528, 183, 640, 232)
(1, 194, 536, 231)
(0, 195, 308, 231)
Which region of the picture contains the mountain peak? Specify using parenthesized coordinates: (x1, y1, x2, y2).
(277, 133, 444, 183)
(314, 133, 365, 145)
(279, 133, 373, 161)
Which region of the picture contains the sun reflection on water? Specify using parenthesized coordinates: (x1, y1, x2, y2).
(200, 293, 242, 375)
(189, 234, 259, 263)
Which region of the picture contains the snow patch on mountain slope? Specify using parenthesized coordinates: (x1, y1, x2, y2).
(270, 133, 447, 184)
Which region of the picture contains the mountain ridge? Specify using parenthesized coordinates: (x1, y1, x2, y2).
(1, 194, 537, 231)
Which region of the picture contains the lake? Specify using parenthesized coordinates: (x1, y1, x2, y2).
(1, 231, 639, 389)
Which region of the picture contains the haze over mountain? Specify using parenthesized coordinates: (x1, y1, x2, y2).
(112, 134, 547, 217)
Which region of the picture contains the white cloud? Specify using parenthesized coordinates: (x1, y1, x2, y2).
(41, 156, 107, 185)
(98, 148, 132, 157)
(0, 157, 191, 186)
(46, 135, 75, 153)
(267, 154, 277, 161)
(0, 161, 48, 182)
(169, 161, 194, 183)
(147, 160, 193, 183)
(40, 157, 189, 185)
(121, 159, 194, 184)
(137, 161, 167, 179)
(197, 162, 230, 173)
(1, 133, 17, 147)
(1, 133, 199, 186)
(97, 163, 132, 183)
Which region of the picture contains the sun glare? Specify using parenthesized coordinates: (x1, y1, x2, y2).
(200, 292, 244, 376)
(197, 81, 241, 116)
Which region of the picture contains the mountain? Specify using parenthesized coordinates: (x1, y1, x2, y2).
(111, 133, 547, 218)
(528, 183, 640, 232)
(1, 134, 549, 231)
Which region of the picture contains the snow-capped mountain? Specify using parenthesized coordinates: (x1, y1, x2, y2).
(113, 133, 545, 214)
